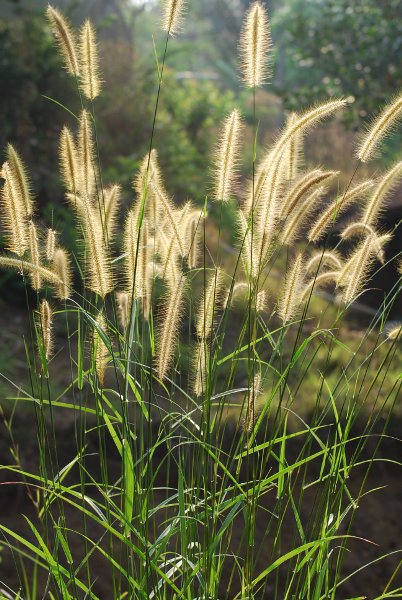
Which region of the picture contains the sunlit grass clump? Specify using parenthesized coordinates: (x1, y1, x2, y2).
(0, 2, 400, 599)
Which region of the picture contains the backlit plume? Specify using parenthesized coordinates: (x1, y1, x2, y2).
(162, 0, 186, 36)
(239, 1, 272, 88)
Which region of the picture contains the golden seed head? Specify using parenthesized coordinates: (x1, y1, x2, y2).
(308, 180, 374, 244)
(161, 0, 187, 36)
(46, 4, 80, 76)
(92, 311, 109, 387)
(6, 144, 34, 218)
(81, 203, 113, 298)
(156, 277, 186, 380)
(387, 325, 401, 341)
(362, 161, 402, 225)
(46, 229, 57, 261)
(0, 161, 28, 256)
(277, 253, 304, 324)
(213, 109, 243, 202)
(60, 126, 79, 193)
(357, 92, 402, 162)
(28, 222, 42, 291)
(53, 247, 72, 300)
(116, 292, 130, 330)
(239, 1, 272, 88)
(193, 340, 208, 397)
(78, 110, 96, 199)
(37, 299, 54, 362)
(79, 19, 102, 100)
(196, 268, 224, 339)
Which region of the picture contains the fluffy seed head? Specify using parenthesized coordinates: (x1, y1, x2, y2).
(28, 222, 42, 291)
(213, 109, 243, 202)
(196, 268, 224, 339)
(280, 169, 338, 219)
(161, 0, 186, 36)
(302, 271, 340, 300)
(306, 250, 343, 275)
(92, 312, 109, 387)
(277, 253, 304, 324)
(6, 144, 34, 217)
(239, 1, 272, 88)
(0, 256, 65, 290)
(281, 186, 324, 246)
(0, 162, 28, 256)
(185, 211, 202, 269)
(340, 222, 392, 264)
(124, 209, 152, 301)
(78, 110, 95, 199)
(337, 234, 385, 303)
(104, 184, 121, 243)
(282, 112, 302, 181)
(38, 299, 53, 361)
(387, 324, 401, 341)
(243, 372, 261, 435)
(193, 340, 208, 397)
(362, 161, 402, 225)
(116, 292, 130, 330)
(308, 180, 374, 243)
(60, 126, 79, 193)
(46, 229, 57, 261)
(46, 4, 80, 76)
(150, 181, 185, 255)
(52, 247, 72, 299)
(81, 203, 113, 298)
(156, 277, 186, 379)
(80, 20, 101, 100)
(357, 92, 402, 162)
(256, 290, 266, 312)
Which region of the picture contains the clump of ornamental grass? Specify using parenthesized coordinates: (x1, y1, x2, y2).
(0, 4, 401, 600)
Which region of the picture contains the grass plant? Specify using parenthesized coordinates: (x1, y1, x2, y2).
(0, 2, 401, 599)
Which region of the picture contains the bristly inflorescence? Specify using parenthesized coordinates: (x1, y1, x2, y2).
(239, 1, 272, 88)
(357, 91, 402, 162)
(46, 4, 80, 77)
(161, 0, 187, 36)
(213, 109, 243, 202)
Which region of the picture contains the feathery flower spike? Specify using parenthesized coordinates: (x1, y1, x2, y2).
(78, 110, 96, 199)
(387, 325, 401, 341)
(196, 268, 224, 339)
(213, 109, 243, 202)
(46, 229, 57, 261)
(0, 162, 28, 256)
(6, 144, 34, 217)
(362, 161, 402, 225)
(277, 253, 304, 324)
(308, 180, 374, 243)
(93, 312, 109, 387)
(80, 20, 102, 100)
(60, 126, 80, 194)
(239, 1, 272, 88)
(52, 247, 72, 299)
(46, 4, 80, 76)
(357, 92, 402, 162)
(38, 299, 53, 361)
(156, 277, 186, 379)
(28, 222, 42, 291)
(162, 0, 186, 36)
